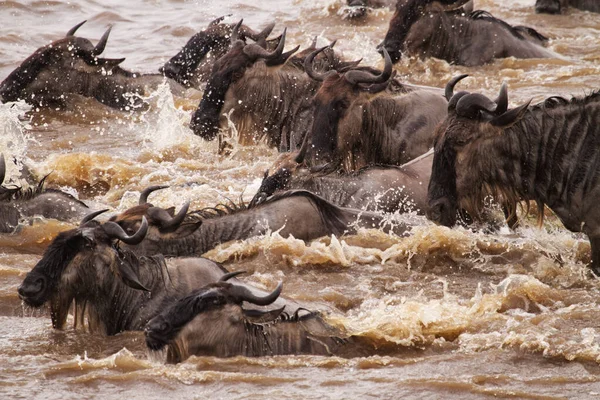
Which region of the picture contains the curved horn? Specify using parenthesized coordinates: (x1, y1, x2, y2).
(494, 82, 508, 115)
(66, 20, 87, 37)
(208, 14, 231, 27)
(344, 47, 393, 86)
(447, 91, 470, 111)
(219, 270, 247, 281)
(304, 46, 330, 82)
(91, 26, 112, 57)
(230, 19, 243, 43)
(230, 281, 283, 305)
(309, 36, 318, 50)
(266, 45, 300, 66)
(0, 153, 5, 185)
(455, 93, 497, 119)
(445, 74, 469, 101)
(80, 209, 110, 225)
(102, 216, 148, 245)
(243, 22, 276, 43)
(158, 201, 189, 230)
(242, 27, 286, 61)
(139, 185, 169, 205)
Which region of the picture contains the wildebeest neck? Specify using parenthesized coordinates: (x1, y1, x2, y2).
(0, 43, 61, 103)
(161, 31, 218, 86)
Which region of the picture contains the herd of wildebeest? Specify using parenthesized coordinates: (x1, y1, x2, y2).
(2, 0, 600, 363)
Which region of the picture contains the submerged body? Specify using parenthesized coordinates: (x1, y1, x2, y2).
(536, 0, 600, 14)
(112, 189, 403, 258)
(253, 151, 433, 214)
(380, 1, 555, 66)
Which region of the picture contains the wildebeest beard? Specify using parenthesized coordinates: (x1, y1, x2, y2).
(309, 101, 343, 167)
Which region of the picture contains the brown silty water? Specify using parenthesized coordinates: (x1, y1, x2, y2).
(2, 0, 600, 398)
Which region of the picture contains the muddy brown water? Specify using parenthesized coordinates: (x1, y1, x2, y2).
(2, 0, 600, 398)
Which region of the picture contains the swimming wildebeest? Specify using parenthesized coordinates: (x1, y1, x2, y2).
(145, 273, 352, 362)
(0, 21, 184, 110)
(160, 16, 276, 87)
(111, 188, 405, 258)
(379, 0, 555, 66)
(17, 210, 235, 334)
(251, 150, 434, 214)
(304, 47, 447, 171)
(189, 22, 366, 152)
(427, 75, 600, 274)
(535, 0, 600, 14)
(0, 154, 90, 233)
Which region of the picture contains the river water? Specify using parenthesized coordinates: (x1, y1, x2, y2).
(2, 0, 600, 398)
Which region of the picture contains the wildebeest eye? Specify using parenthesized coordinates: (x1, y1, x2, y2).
(158, 321, 171, 333)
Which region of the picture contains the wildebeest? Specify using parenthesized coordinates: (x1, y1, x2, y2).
(160, 16, 276, 87)
(535, 0, 600, 14)
(145, 273, 351, 362)
(0, 21, 184, 110)
(379, 0, 555, 66)
(427, 76, 600, 274)
(0, 154, 90, 233)
(111, 188, 405, 258)
(304, 47, 447, 171)
(251, 150, 434, 214)
(189, 23, 369, 152)
(17, 211, 235, 334)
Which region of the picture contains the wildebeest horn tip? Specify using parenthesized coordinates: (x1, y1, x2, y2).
(66, 20, 87, 37)
(219, 270, 247, 281)
(80, 209, 110, 225)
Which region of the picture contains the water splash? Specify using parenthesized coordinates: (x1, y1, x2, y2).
(0, 101, 34, 184)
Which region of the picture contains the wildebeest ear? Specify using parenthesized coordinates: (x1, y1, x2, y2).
(242, 306, 285, 323)
(489, 100, 531, 128)
(117, 261, 150, 292)
(97, 58, 126, 69)
(159, 221, 202, 239)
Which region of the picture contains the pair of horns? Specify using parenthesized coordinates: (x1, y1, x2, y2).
(445, 75, 532, 125)
(138, 185, 190, 232)
(445, 74, 509, 118)
(80, 209, 149, 245)
(242, 24, 289, 61)
(305, 45, 393, 87)
(65, 20, 112, 57)
(219, 270, 283, 305)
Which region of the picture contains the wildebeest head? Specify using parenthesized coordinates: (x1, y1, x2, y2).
(379, 0, 473, 63)
(0, 21, 140, 109)
(535, 0, 567, 14)
(17, 209, 149, 328)
(145, 272, 283, 354)
(426, 75, 531, 227)
(189, 22, 294, 140)
(160, 16, 276, 87)
(305, 47, 393, 166)
(109, 185, 201, 246)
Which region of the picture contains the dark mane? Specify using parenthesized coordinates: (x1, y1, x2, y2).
(191, 190, 350, 236)
(530, 90, 600, 113)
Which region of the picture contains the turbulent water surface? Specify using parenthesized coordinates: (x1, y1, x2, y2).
(2, 0, 600, 398)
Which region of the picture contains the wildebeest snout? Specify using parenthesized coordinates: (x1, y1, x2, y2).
(427, 198, 457, 227)
(535, 0, 561, 14)
(17, 273, 47, 307)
